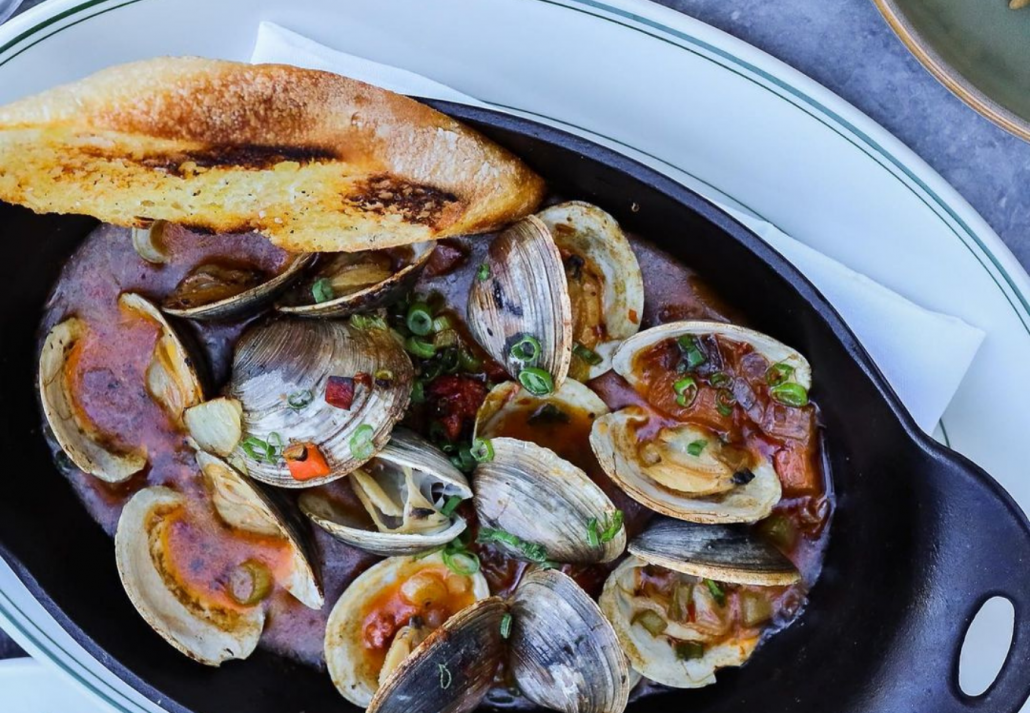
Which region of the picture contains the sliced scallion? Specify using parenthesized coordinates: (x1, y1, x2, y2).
(510, 334, 542, 365)
(476, 263, 490, 281)
(287, 390, 313, 411)
(500, 613, 513, 639)
(770, 382, 809, 407)
(673, 376, 698, 408)
(349, 424, 375, 460)
(518, 367, 553, 395)
(470, 438, 494, 463)
(766, 362, 795, 387)
(439, 495, 463, 517)
(704, 578, 726, 607)
(406, 302, 434, 336)
(687, 439, 707, 457)
(676, 335, 707, 370)
(675, 641, 705, 660)
(311, 278, 335, 304)
(405, 335, 436, 359)
(573, 342, 603, 366)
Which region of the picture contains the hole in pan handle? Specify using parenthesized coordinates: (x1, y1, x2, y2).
(912, 444, 1030, 713)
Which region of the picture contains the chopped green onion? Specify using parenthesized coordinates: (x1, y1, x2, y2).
(438, 662, 452, 690)
(770, 382, 809, 407)
(687, 440, 707, 457)
(311, 278, 334, 303)
(440, 495, 463, 517)
(434, 329, 459, 349)
(632, 610, 668, 637)
(227, 560, 274, 606)
(518, 367, 554, 395)
(477, 527, 551, 565)
(510, 335, 542, 365)
(458, 347, 483, 373)
(349, 313, 387, 331)
(586, 510, 624, 547)
(240, 433, 282, 464)
(709, 372, 730, 388)
(432, 315, 453, 334)
(405, 335, 436, 359)
(500, 613, 513, 639)
(349, 424, 375, 460)
(675, 641, 705, 660)
(573, 342, 603, 366)
(287, 390, 313, 410)
(410, 380, 426, 404)
(676, 335, 707, 370)
(670, 583, 693, 622)
(406, 302, 434, 336)
(438, 346, 461, 374)
(442, 549, 480, 576)
(704, 579, 726, 607)
(476, 263, 490, 281)
(716, 389, 736, 417)
(756, 514, 798, 550)
(470, 438, 494, 463)
(766, 362, 795, 387)
(673, 376, 698, 408)
(450, 447, 477, 473)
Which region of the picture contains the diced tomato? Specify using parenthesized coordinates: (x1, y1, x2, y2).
(284, 442, 331, 481)
(427, 375, 487, 442)
(325, 376, 356, 410)
(363, 610, 398, 650)
(773, 442, 821, 497)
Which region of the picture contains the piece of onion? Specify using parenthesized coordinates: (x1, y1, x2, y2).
(185, 397, 243, 457)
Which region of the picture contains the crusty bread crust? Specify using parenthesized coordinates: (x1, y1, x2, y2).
(0, 57, 546, 252)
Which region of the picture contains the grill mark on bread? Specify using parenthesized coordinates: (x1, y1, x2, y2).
(345, 174, 461, 226)
(143, 145, 339, 173)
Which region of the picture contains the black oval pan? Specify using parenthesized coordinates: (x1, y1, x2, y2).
(0, 100, 1027, 713)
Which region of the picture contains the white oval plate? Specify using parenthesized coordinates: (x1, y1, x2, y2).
(1, 0, 1028, 710)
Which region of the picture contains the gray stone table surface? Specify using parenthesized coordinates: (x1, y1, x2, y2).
(1, 0, 1028, 662)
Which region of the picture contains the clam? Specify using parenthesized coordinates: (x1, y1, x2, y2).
(278, 242, 435, 318)
(600, 518, 799, 689)
(38, 317, 147, 483)
(131, 220, 169, 264)
(38, 292, 204, 483)
(350, 568, 631, 713)
(472, 380, 624, 564)
(467, 216, 572, 394)
(325, 553, 490, 707)
(591, 321, 813, 523)
(537, 201, 644, 379)
(119, 292, 205, 426)
(298, 428, 472, 556)
(473, 437, 625, 564)
(196, 451, 323, 609)
(227, 318, 414, 488)
(162, 253, 314, 321)
(114, 486, 265, 666)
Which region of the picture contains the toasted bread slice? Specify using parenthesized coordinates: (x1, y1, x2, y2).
(0, 58, 545, 252)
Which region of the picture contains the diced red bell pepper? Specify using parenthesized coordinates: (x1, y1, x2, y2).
(284, 442, 331, 481)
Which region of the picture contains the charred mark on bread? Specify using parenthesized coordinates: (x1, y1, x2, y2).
(140, 144, 339, 173)
(344, 174, 460, 226)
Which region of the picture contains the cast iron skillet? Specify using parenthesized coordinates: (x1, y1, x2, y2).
(0, 101, 1028, 713)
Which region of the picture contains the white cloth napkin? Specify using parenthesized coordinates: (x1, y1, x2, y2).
(251, 22, 985, 435)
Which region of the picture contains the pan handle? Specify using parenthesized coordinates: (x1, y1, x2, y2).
(913, 444, 1030, 713)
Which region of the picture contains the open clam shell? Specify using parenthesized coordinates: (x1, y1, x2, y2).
(119, 293, 205, 426)
(467, 215, 572, 392)
(39, 317, 147, 483)
(367, 570, 630, 713)
(537, 201, 644, 380)
(591, 407, 781, 524)
(600, 521, 799, 689)
(509, 569, 632, 713)
(590, 320, 812, 524)
(278, 242, 435, 318)
(298, 428, 472, 556)
(196, 451, 323, 608)
(629, 518, 799, 586)
(368, 597, 508, 713)
(114, 486, 265, 666)
(612, 320, 811, 394)
(473, 437, 626, 564)
(325, 553, 490, 708)
(473, 379, 609, 441)
(162, 252, 314, 321)
(227, 318, 414, 488)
